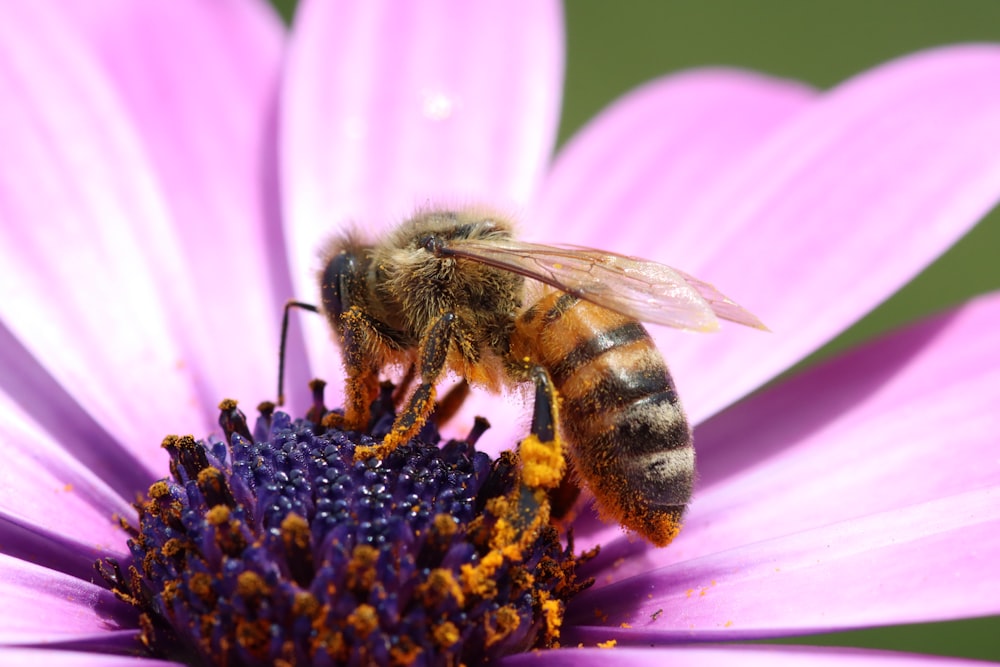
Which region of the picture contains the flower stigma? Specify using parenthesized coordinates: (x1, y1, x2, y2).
(97, 380, 596, 666)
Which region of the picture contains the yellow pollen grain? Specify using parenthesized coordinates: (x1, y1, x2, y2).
(281, 513, 311, 550)
(148, 481, 171, 499)
(432, 621, 460, 648)
(491, 518, 519, 553)
(419, 568, 465, 606)
(347, 604, 379, 638)
(541, 598, 563, 643)
(197, 466, 226, 492)
(518, 434, 566, 490)
(597, 639, 617, 649)
(619, 622, 631, 629)
(292, 592, 319, 617)
(205, 505, 231, 525)
(460, 550, 504, 597)
(485, 605, 521, 648)
(161, 579, 180, 603)
(161, 538, 184, 558)
(142, 551, 158, 578)
(189, 572, 214, 600)
(432, 513, 458, 539)
(235, 618, 270, 657)
(389, 637, 422, 666)
(484, 495, 511, 517)
(347, 545, 379, 592)
(236, 571, 268, 598)
(217, 398, 238, 411)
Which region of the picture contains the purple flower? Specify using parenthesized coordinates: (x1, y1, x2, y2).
(1, 1, 998, 665)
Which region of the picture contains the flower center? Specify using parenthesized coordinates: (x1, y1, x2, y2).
(97, 382, 595, 666)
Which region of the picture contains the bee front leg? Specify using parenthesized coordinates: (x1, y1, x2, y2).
(354, 312, 456, 461)
(334, 306, 383, 432)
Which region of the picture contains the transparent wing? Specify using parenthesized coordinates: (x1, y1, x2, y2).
(441, 239, 767, 332)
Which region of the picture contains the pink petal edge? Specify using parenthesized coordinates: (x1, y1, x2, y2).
(0, 647, 182, 667)
(0, 395, 132, 553)
(0, 554, 134, 643)
(502, 645, 988, 667)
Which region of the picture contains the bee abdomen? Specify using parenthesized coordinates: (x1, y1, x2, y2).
(515, 293, 693, 546)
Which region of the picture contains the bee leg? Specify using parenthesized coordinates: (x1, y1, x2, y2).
(519, 367, 566, 493)
(504, 367, 568, 537)
(333, 306, 383, 432)
(391, 363, 417, 407)
(433, 380, 470, 427)
(354, 313, 456, 461)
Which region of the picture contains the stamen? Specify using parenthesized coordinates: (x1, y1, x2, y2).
(218, 398, 253, 445)
(305, 378, 327, 428)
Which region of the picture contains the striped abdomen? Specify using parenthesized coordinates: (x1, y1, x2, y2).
(511, 291, 693, 546)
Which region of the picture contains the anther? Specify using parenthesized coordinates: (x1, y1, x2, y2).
(280, 513, 315, 587)
(218, 398, 254, 445)
(173, 435, 210, 482)
(466, 416, 491, 446)
(306, 378, 328, 428)
(197, 466, 236, 509)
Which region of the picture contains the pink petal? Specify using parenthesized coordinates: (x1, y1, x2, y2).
(281, 0, 564, 396)
(566, 486, 999, 640)
(502, 645, 986, 666)
(0, 328, 157, 496)
(462, 69, 815, 452)
(530, 69, 815, 246)
(54, 0, 290, 408)
(653, 45, 1000, 423)
(0, 554, 135, 643)
(0, 647, 182, 667)
(0, 4, 212, 465)
(578, 290, 1000, 577)
(0, 396, 132, 558)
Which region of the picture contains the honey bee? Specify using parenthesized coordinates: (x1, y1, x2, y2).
(308, 207, 765, 547)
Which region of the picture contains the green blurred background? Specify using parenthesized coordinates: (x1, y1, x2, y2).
(269, 0, 1000, 660)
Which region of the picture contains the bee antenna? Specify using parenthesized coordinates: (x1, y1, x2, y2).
(423, 235, 448, 257)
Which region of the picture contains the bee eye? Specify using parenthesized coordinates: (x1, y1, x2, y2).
(320, 250, 357, 321)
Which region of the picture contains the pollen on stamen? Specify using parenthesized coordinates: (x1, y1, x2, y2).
(97, 383, 596, 666)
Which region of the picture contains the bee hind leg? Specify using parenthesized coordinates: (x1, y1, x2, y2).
(506, 367, 568, 535)
(354, 312, 457, 461)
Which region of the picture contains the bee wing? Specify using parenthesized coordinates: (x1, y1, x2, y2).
(443, 239, 767, 332)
